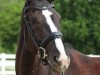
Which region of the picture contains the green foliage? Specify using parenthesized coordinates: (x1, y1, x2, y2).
(0, 1, 24, 53)
(55, 0, 100, 54)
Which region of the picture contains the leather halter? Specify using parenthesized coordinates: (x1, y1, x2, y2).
(24, 1, 62, 64)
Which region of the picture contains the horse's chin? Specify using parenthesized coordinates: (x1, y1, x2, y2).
(49, 62, 69, 73)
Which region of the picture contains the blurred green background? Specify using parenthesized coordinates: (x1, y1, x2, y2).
(0, 0, 100, 54)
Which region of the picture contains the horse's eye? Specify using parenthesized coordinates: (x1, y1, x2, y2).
(32, 17, 37, 22)
(31, 17, 39, 24)
(31, 17, 35, 21)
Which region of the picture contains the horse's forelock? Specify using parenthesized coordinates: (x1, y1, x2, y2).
(26, 0, 55, 5)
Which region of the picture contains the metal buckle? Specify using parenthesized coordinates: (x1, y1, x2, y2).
(38, 47, 48, 59)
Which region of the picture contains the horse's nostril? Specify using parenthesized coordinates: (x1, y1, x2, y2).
(54, 56, 58, 61)
(54, 56, 60, 63)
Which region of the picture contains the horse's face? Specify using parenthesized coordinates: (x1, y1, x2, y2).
(24, 1, 70, 72)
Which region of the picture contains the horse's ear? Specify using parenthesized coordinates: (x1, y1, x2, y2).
(47, 0, 55, 3)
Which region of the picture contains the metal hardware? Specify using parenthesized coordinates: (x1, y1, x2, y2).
(38, 47, 48, 59)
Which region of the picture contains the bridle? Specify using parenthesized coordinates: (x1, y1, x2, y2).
(23, 1, 65, 75)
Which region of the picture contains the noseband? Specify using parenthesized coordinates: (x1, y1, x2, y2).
(24, 1, 62, 64)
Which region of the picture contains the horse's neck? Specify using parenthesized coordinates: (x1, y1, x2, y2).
(16, 19, 25, 57)
(68, 49, 83, 68)
(66, 49, 88, 75)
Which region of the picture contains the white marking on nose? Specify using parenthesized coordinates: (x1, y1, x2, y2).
(42, 10, 69, 60)
(55, 38, 68, 60)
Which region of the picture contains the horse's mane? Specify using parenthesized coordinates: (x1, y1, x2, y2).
(64, 43, 74, 49)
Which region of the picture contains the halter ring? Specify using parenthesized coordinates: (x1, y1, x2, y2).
(38, 47, 48, 59)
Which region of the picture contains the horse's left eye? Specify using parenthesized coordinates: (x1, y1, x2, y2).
(31, 17, 38, 23)
(31, 17, 36, 21)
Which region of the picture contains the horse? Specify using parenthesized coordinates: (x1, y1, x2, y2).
(16, 0, 100, 75)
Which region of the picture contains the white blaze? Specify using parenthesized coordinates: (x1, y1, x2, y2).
(42, 10, 68, 60)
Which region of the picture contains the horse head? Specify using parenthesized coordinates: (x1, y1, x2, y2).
(23, 0, 70, 73)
